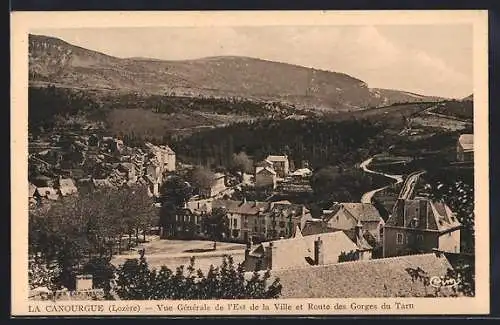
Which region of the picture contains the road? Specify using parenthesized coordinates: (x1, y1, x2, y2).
(398, 170, 426, 200)
(359, 157, 404, 204)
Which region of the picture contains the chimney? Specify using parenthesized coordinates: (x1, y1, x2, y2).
(265, 242, 274, 269)
(314, 237, 324, 265)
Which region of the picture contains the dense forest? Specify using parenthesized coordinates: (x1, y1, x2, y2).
(169, 118, 393, 170)
(28, 86, 105, 132)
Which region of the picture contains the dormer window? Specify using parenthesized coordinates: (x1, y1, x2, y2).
(410, 217, 420, 228)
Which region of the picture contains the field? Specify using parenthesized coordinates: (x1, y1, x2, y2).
(432, 100, 473, 120)
(111, 238, 246, 273)
(410, 115, 471, 131)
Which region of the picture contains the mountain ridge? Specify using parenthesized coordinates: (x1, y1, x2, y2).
(29, 34, 446, 110)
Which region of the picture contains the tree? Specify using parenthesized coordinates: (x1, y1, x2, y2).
(231, 152, 253, 175)
(114, 253, 282, 300)
(338, 250, 359, 263)
(82, 257, 116, 296)
(203, 207, 229, 241)
(28, 256, 62, 292)
(158, 176, 193, 238)
(190, 166, 215, 193)
(428, 180, 474, 253)
(404, 257, 475, 297)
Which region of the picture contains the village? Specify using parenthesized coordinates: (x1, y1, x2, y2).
(27, 124, 475, 300)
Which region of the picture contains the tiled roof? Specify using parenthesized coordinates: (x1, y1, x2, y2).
(339, 203, 382, 223)
(256, 167, 276, 175)
(458, 134, 473, 151)
(212, 199, 270, 215)
(266, 155, 288, 162)
(256, 231, 361, 271)
(386, 199, 461, 232)
(301, 221, 336, 236)
(273, 253, 455, 298)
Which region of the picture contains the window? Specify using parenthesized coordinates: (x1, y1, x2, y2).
(396, 233, 404, 245)
(234, 219, 238, 228)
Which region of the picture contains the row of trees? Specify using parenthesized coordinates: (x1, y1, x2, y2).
(29, 185, 158, 290)
(115, 252, 281, 300)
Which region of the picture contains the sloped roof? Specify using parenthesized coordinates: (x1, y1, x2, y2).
(458, 134, 473, 151)
(341, 203, 382, 222)
(58, 178, 78, 196)
(273, 253, 455, 298)
(29, 183, 37, 198)
(36, 187, 59, 200)
(386, 199, 461, 232)
(266, 155, 288, 162)
(255, 231, 361, 271)
(92, 178, 114, 188)
(301, 221, 336, 236)
(212, 199, 270, 215)
(256, 167, 276, 175)
(290, 168, 312, 176)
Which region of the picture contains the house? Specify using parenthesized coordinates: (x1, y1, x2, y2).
(35, 187, 59, 201)
(29, 183, 38, 207)
(92, 178, 114, 189)
(289, 167, 312, 180)
(118, 162, 137, 183)
(56, 178, 78, 196)
(265, 155, 290, 178)
(383, 198, 462, 257)
(255, 167, 277, 189)
(242, 227, 371, 272)
(145, 142, 176, 172)
(211, 199, 312, 243)
(131, 149, 146, 178)
(261, 201, 312, 240)
(164, 208, 204, 239)
(271, 252, 456, 298)
(457, 134, 473, 162)
(144, 175, 160, 197)
(200, 173, 226, 198)
(212, 199, 271, 242)
(323, 203, 385, 243)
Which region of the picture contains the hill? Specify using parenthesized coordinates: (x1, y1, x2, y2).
(29, 34, 445, 111)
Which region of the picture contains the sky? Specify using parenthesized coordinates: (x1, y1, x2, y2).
(35, 25, 473, 98)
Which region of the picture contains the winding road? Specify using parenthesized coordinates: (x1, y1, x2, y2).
(359, 157, 404, 204)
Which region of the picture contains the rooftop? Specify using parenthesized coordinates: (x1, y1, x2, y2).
(273, 253, 456, 298)
(247, 231, 363, 271)
(266, 155, 289, 162)
(324, 203, 382, 223)
(458, 134, 473, 151)
(386, 199, 461, 232)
